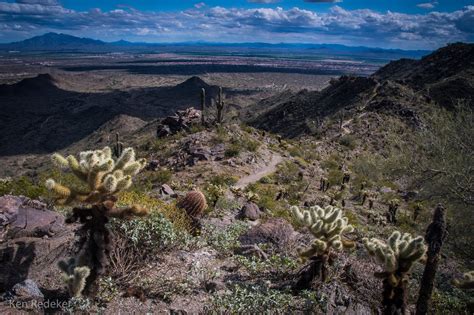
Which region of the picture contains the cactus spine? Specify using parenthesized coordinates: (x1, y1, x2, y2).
(201, 88, 206, 125)
(364, 231, 427, 314)
(416, 204, 447, 315)
(291, 205, 355, 290)
(216, 86, 225, 124)
(46, 146, 148, 296)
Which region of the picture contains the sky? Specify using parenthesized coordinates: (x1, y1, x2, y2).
(0, 0, 473, 49)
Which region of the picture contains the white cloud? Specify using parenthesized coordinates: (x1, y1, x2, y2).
(417, 2, 438, 10)
(194, 2, 206, 9)
(0, 2, 472, 49)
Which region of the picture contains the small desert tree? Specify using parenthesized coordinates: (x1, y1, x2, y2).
(290, 205, 355, 290)
(363, 231, 427, 314)
(46, 146, 148, 296)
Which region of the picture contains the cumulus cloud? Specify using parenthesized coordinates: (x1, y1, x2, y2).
(16, 0, 59, 5)
(305, 0, 342, 3)
(194, 2, 206, 9)
(417, 2, 438, 10)
(248, 0, 280, 3)
(0, 1, 472, 49)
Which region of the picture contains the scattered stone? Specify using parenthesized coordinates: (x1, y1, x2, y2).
(160, 184, 176, 197)
(156, 107, 202, 138)
(235, 244, 269, 260)
(239, 202, 262, 221)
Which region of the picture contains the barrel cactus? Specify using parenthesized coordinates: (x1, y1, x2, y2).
(363, 231, 427, 314)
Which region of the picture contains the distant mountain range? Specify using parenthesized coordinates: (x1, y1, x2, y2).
(0, 33, 430, 60)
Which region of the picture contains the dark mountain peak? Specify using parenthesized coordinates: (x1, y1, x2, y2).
(0, 73, 59, 96)
(175, 76, 211, 91)
(373, 42, 474, 86)
(2, 33, 106, 51)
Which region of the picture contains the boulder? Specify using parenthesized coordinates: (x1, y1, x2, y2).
(239, 202, 262, 221)
(10, 279, 44, 303)
(156, 107, 202, 138)
(160, 184, 176, 197)
(0, 196, 78, 292)
(0, 195, 65, 241)
(239, 218, 295, 253)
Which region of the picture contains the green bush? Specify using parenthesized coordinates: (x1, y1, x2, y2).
(210, 284, 293, 314)
(200, 222, 248, 256)
(111, 209, 189, 254)
(0, 176, 48, 199)
(338, 135, 357, 149)
(225, 143, 241, 158)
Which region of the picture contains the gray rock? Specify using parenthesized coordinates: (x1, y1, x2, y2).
(0, 195, 65, 240)
(160, 184, 176, 197)
(11, 279, 44, 303)
(239, 218, 295, 253)
(240, 202, 262, 221)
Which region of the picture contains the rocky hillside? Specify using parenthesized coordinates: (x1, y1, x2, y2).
(249, 42, 474, 137)
(0, 43, 472, 314)
(0, 75, 228, 156)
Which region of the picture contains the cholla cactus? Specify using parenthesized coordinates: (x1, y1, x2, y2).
(46, 146, 148, 297)
(291, 205, 354, 290)
(58, 258, 90, 298)
(363, 231, 427, 314)
(46, 146, 146, 206)
(453, 271, 474, 290)
(291, 205, 355, 259)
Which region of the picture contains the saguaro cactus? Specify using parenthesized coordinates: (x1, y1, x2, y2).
(363, 231, 427, 314)
(416, 205, 447, 315)
(216, 86, 225, 124)
(200, 88, 206, 125)
(291, 205, 355, 290)
(46, 146, 148, 295)
(112, 133, 124, 158)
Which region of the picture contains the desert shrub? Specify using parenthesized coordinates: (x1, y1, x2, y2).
(209, 174, 239, 186)
(350, 153, 383, 187)
(431, 289, 469, 314)
(0, 176, 47, 199)
(258, 176, 273, 184)
(210, 284, 293, 314)
(338, 134, 357, 149)
(234, 254, 297, 277)
(111, 210, 184, 253)
(117, 191, 192, 232)
(147, 169, 172, 185)
(327, 169, 344, 186)
(275, 161, 301, 185)
(200, 222, 248, 256)
(321, 153, 343, 172)
(225, 143, 241, 158)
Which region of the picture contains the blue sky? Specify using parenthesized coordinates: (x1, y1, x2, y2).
(0, 0, 473, 49)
